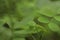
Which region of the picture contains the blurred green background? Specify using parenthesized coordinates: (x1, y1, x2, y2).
(0, 0, 60, 40)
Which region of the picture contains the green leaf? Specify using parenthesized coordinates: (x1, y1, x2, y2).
(48, 22, 60, 32)
(39, 5, 57, 17)
(27, 21, 36, 26)
(50, 18, 60, 26)
(38, 15, 50, 23)
(54, 15, 60, 21)
(14, 13, 36, 29)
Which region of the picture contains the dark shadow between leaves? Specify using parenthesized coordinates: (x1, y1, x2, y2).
(3, 23, 9, 28)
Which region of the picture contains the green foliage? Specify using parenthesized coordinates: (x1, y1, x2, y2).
(48, 22, 60, 32)
(0, 0, 60, 40)
(54, 15, 60, 21)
